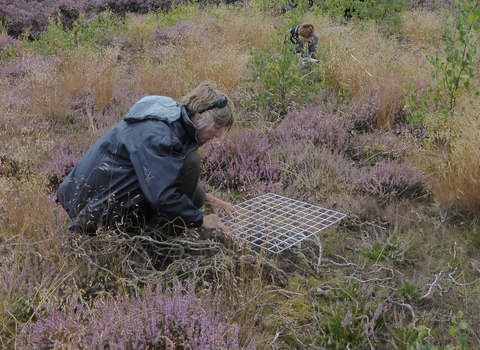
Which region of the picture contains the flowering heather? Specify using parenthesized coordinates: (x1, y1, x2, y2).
(0, 0, 238, 39)
(85, 0, 184, 16)
(0, 33, 20, 59)
(355, 161, 430, 203)
(335, 194, 384, 228)
(202, 129, 283, 193)
(408, 0, 455, 10)
(44, 150, 81, 192)
(1, 61, 30, 79)
(273, 104, 353, 152)
(0, 56, 56, 119)
(0, 1, 60, 39)
(347, 93, 381, 133)
(1, 56, 54, 80)
(348, 131, 408, 166)
(0, 237, 76, 337)
(17, 281, 255, 349)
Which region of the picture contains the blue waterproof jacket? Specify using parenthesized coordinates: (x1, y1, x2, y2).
(57, 96, 203, 232)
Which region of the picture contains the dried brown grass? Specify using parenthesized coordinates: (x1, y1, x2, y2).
(425, 105, 480, 213)
(401, 8, 445, 49)
(131, 4, 272, 98)
(0, 173, 63, 242)
(323, 20, 438, 131)
(28, 47, 120, 121)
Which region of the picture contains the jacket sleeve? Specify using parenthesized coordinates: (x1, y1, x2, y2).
(284, 27, 295, 45)
(307, 35, 318, 58)
(129, 128, 203, 227)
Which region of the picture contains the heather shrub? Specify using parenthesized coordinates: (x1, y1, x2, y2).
(270, 102, 355, 203)
(408, 0, 455, 10)
(201, 129, 283, 193)
(31, 10, 119, 55)
(335, 194, 385, 228)
(355, 161, 430, 204)
(276, 142, 355, 205)
(345, 93, 380, 132)
(273, 104, 352, 151)
(0, 31, 20, 60)
(17, 281, 255, 349)
(0, 0, 59, 39)
(0, 228, 77, 348)
(43, 146, 83, 192)
(347, 131, 409, 166)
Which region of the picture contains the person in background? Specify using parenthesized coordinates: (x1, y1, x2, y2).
(285, 23, 318, 59)
(57, 81, 235, 236)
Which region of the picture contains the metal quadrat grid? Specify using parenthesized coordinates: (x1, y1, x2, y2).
(225, 193, 346, 254)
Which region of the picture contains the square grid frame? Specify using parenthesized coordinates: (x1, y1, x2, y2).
(225, 193, 346, 254)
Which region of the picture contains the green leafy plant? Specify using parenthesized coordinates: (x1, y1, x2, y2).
(404, 0, 480, 137)
(31, 10, 118, 55)
(407, 325, 436, 350)
(399, 282, 420, 303)
(314, 283, 388, 349)
(465, 228, 480, 249)
(242, 39, 322, 122)
(361, 242, 403, 264)
(448, 311, 470, 350)
(406, 311, 470, 350)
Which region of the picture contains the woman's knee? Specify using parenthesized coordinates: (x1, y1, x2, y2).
(183, 151, 201, 174)
(193, 183, 206, 209)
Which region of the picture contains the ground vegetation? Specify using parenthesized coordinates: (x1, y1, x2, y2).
(1, 0, 479, 348)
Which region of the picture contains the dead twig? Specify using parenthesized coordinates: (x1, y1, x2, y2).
(421, 271, 443, 299)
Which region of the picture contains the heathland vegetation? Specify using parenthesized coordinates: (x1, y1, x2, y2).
(1, 0, 479, 348)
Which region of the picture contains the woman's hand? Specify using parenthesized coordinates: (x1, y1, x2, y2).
(202, 214, 229, 231)
(205, 194, 235, 218)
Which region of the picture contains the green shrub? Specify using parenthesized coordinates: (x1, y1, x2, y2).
(241, 39, 322, 122)
(31, 10, 118, 55)
(322, 0, 408, 23)
(404, 0, 480, 139)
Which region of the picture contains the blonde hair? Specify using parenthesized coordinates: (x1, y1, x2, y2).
(298, 23, 314, 39)
(181, 81, 235, 130)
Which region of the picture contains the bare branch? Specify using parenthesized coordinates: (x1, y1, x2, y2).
(421, 271, 443, 299)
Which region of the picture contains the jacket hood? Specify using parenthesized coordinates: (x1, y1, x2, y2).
(124, 96, 183, 123)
